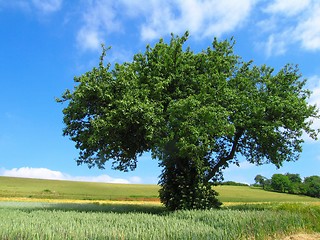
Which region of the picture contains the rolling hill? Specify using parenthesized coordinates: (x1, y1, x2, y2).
(0, 176, 319, 203)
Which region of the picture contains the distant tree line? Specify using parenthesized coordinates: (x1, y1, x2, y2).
(220, 181, 249, 187)
(254, 173, 320, 198)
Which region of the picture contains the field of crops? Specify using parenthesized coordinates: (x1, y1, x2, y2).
(1, 176, 319, 203)
(0, 177, 319, 239)
(0, 201, 319, 239)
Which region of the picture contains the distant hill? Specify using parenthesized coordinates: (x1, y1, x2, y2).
(0, 176, 319, 203)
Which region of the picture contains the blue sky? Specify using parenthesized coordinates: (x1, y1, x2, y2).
(0, 0, 319, 185)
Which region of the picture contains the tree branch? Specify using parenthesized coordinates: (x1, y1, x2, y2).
(206, 128, 244, 181)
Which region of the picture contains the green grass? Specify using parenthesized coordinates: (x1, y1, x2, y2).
(0, 176, 319, 203)
(0, 201, 318, 239)
(215, 185, 320, 203)
(0, 176, 158, 200)
(0, 176, 319, 239)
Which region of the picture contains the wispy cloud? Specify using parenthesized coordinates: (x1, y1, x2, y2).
(263, 0, 310, 17)
(139, 0, 256, 41)
(257, 0, 320, 56)
(76, 1, 121, 51)
(293, 3, 320, 51)
(32, 0, 62, 13)
(77, 28, 102, 52)
(0, 0, 62, 13)
(76, 0, 256, 51)
(261, 33, 288, 57)
(0, 167, 142, 184)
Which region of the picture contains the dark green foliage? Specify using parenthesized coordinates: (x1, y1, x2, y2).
(159, 155, 221, 210)
(271, 174, 291, 193)
(257, 173, 320, 198)
(220, 181, 249, 186)
(285, 173, 302, 194)
(285, 173, 302, 183)
(263, 179, 272, 191)
(303, 176, 320, 198)
(58, 32, 319, 210)
(254, 174, 267, 187)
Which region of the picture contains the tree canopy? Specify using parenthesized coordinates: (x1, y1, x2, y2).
(254, 174, 267, 186)
(58, 32, 319, 210)
(303, 175, 320, 198)
(271, 174, 291, 193)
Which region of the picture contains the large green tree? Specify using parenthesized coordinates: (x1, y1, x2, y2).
(271, 174, 291, 193)
(303, 176, 320, 198)
(58, 33, 319, 210)
(285, 173, 302, 194)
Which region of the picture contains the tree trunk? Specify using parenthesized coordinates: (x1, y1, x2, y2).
(159, 154, 221, 210)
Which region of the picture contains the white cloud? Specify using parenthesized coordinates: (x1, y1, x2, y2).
(69, 174, 141, 184)
(5, 0, 320, 56)
(76, 0, 256, 50)
(76, 1, 121, 51)
(293, 4, 320, 51)
(139, 0, 256, 41)
(264, 0, 310, 17)
(0, 167, 142, 184)
(118, 0, 150, 17)
(256, 17, 278, 34)
(0, 0, 62, 13)
(258, 0, 320, 56)
(0, 167, 65, 180)
(77, 28, 102, 52)
(262, 34, 288, 57)
(32, 0, 62, 13)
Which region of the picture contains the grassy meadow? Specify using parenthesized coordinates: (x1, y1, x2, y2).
(0, 176, 158, 201)
(0, 176, 319, 203)
(0, 176, 319, 239)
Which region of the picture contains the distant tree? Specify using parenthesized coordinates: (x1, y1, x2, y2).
(285, 173, 302, 194)
(254, 174, 266, 186)
(221, 181, 249, 186)
(303, 176, 320, 198)
(58, 32, 319, 210)
(271, 174, 291, 193)
(263, 178, 272, 191)
(285, 173, 302, 183)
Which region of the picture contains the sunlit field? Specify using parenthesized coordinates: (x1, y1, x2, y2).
(0, 176, 158, 201)
(0, 176, 318, 203)
(0, 176, 319, 239)
(0, 201, 319, 239)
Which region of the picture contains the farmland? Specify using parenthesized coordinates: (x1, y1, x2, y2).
(0, 176, 159, 201)
(0, 176, 319, 239)
(1, 176, 319, 203)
